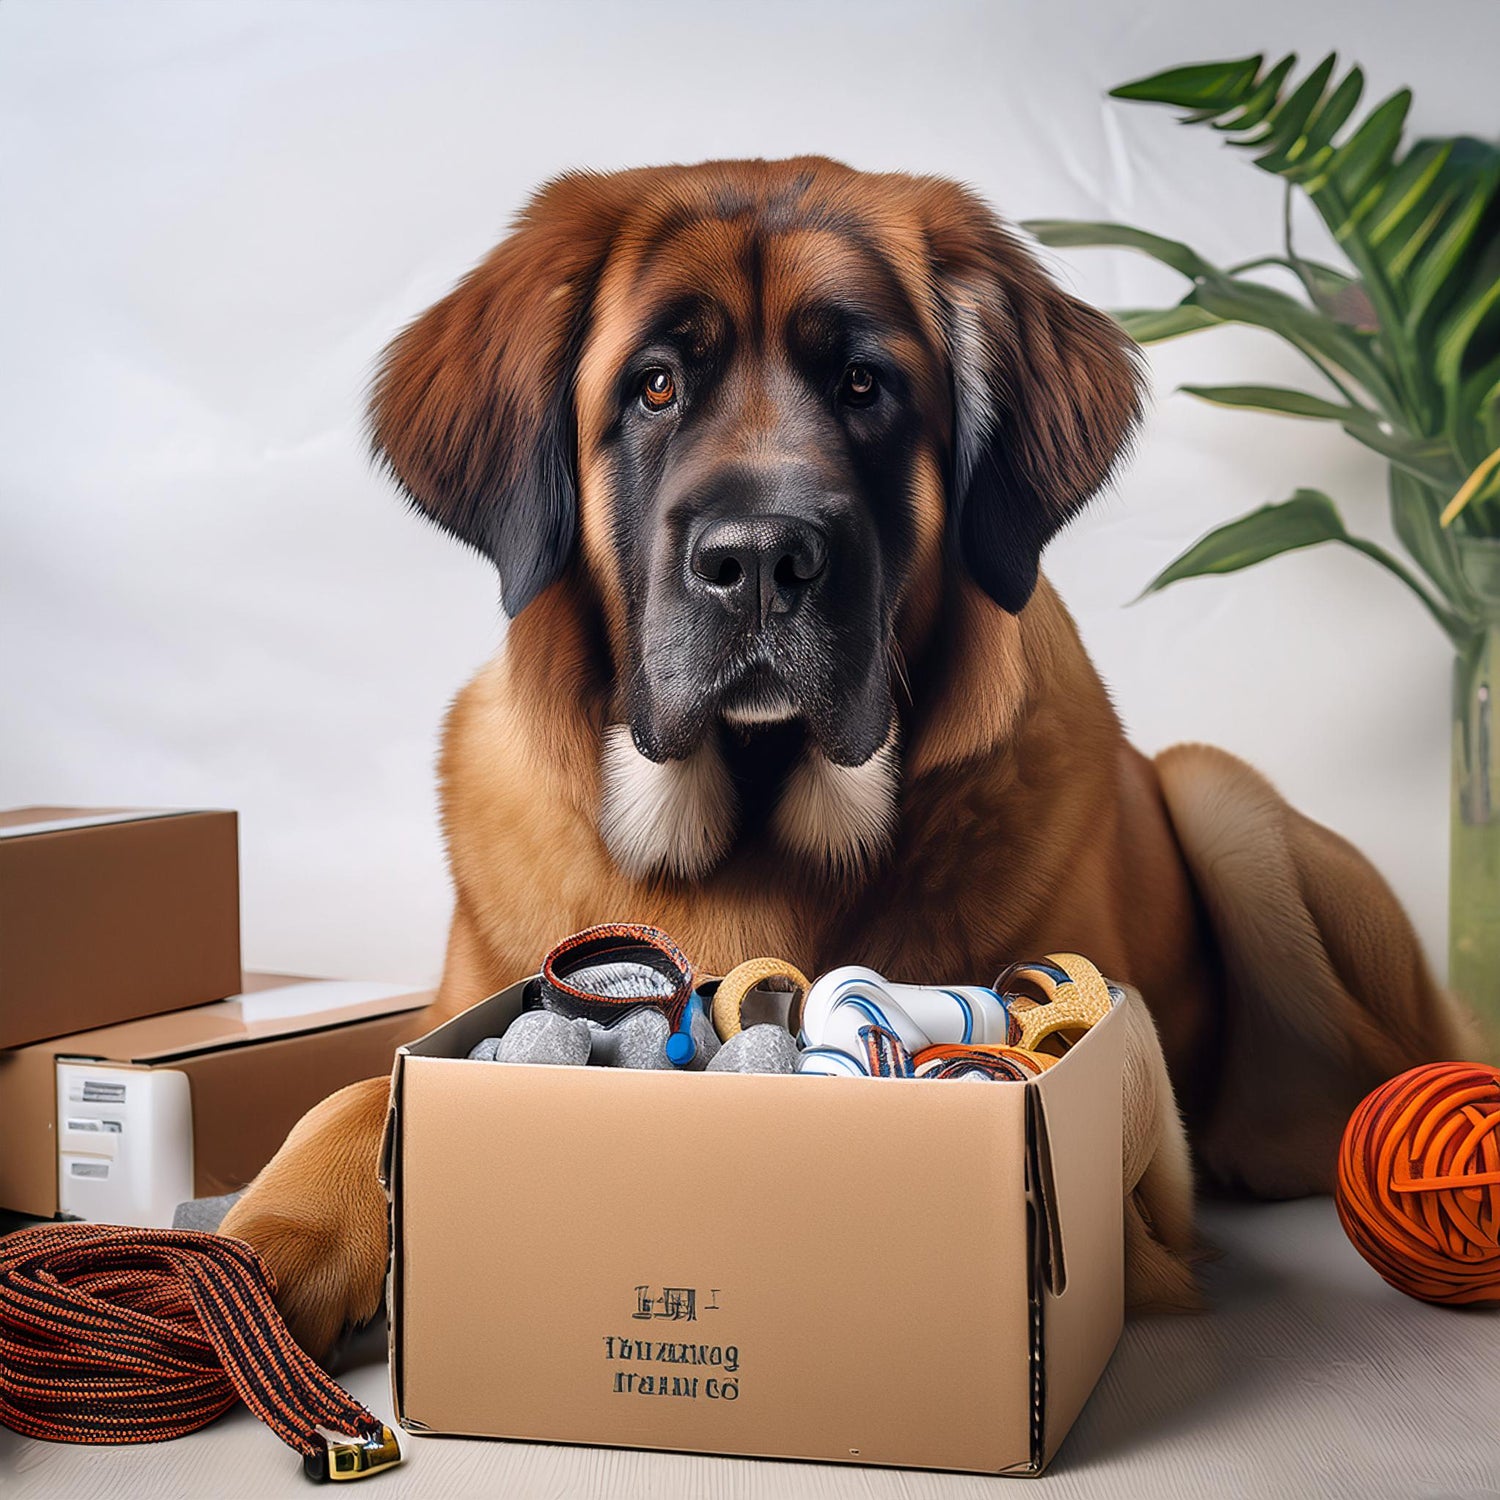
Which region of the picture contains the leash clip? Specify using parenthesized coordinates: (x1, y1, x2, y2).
(304, 1426, 402, 1483)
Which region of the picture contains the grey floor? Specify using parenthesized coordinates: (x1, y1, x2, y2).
(2, 1199, 1496, 1499)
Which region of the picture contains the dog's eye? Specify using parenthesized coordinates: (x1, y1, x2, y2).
(840, 364, 878, 407)
(641, 369, 676, 410)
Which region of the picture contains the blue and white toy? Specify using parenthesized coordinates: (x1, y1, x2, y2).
(795, 966, 1012, 1077)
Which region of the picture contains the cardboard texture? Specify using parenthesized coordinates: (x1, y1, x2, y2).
(0, 807, 242, 1049)
(0, 974, 432, 1217)
(385, 980, 1125, 1476)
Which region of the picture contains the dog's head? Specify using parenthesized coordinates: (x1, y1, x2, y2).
(371, 158, 1141, 879)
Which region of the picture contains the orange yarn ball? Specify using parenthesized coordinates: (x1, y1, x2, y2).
(1336, 1061, 1500, 1306)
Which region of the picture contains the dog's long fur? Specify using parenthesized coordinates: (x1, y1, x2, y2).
(221, 159, 1472, 1363)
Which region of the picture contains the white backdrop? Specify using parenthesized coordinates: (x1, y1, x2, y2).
(3, 0, 1493, 985)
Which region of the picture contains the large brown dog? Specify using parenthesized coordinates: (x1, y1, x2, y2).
(222, 157, 1470, 1363)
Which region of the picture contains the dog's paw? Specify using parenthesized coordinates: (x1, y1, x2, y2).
(219, 1075, 392, 1366)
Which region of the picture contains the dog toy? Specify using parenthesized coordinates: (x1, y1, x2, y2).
(706, 1023, 801, 1074)
(796, 954, 1114, 1077)
(537, 924, 712, 1067)
(469, 1010, 592, 1066)
(0, 1224, 401, 1482)
(798, 965, 1013, 1055)
(610, 1007, 674, 1069)
(997, 954, 1115, 1052)
(711, 958, 811, 1041)
(1335, 1060, 1500, 1306)
(914, 1044, 1056, 1080)
(798, 1031, 1057, 1081)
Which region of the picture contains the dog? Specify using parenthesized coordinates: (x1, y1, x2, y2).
(220, 157, 1471, 1363)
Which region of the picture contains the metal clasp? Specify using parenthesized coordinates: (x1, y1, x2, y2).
(303, 1426, 402, 1483)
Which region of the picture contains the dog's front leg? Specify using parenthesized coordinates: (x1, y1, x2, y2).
(219, 1075, 392, 1364)
(221, 905, 503, 1364)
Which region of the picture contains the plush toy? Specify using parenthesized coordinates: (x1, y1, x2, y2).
(707, 1024, 801, 1074)
(1336, 1060, 1500, 1306)
(467, 926, 725, 1070)
(470, 1010, 591, 1066)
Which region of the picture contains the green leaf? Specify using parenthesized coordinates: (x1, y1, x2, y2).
(1184, 276, 1397, 411)
(1388, 466, 1476, 615)
(1140, 490, 1351, 590)
(1253, 54, 1338, 170)
(1343, 423, 1462, 487)
(1021, 220, 1215, 279)
(1405, 150, 1500, 337)
(1324, 90, 1410, 204)
(1366, 140, 1453, 246)
(1112, 304, 1223, 343)
(1141, 487, 1468, 641)
(1180, 383, 1376, 423)
(1110, 54, 1264, 110)
(1278, 65, 1365, 180)
(1214, 55, 1298, 135)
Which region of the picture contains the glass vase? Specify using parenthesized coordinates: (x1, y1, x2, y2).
(1450, 536, 1500, 1058)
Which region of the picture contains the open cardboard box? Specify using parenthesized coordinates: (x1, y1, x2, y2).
(382, 977, 1124, 1475)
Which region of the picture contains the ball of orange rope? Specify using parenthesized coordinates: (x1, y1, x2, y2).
(1335, 1060, 1500, 1306)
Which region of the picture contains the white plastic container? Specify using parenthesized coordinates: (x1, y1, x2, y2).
(55, 1061, 193, 1227)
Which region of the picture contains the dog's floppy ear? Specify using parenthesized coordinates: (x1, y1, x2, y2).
(369, 173, 636, 616)
(928, 192, 1144, 614)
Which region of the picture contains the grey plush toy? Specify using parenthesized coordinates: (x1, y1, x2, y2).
(707, 1024, 800, 1075)
(467, 1010, 592, 1066)
(470, 997, 742, 1071)
(609, 1008, 675, 1069)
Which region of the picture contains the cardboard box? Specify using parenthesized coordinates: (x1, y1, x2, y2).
(382, 980, 1124, 1476)
(0, 973, 433, 1222)
(0, 807, 242, 1049)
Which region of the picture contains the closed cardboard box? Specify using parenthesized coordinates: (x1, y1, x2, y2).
(382, 980, 1125, 1475)
(0, 973, 433, 1221)
(0, 807, 242, 1049)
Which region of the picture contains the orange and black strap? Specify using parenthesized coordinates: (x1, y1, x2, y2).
(0, 1223, 399, 1481)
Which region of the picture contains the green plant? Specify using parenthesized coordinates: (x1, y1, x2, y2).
(1024, 52, 1500, 646)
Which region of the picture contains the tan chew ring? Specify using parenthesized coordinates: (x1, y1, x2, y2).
(999, 952, 1113, 1052)
(711, 958, 812, 1041)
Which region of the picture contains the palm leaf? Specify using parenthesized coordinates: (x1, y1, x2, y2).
(1113, 304, 1224, 343)
(1111, 52, 1500, 473)
(1021, 221, 1214, 279)
(1180, 384, 1375, 423)
(1140, 488, 1467, 640)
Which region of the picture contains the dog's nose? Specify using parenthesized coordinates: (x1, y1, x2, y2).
(689, 514, 828, 621)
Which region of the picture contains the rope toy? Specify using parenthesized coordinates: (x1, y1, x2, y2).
(1335, 1061, 1500, 1306)
(710, 957, 811, 1041)
(913, 1044, 1056, 1080)
(0, 1224, 401, 1481)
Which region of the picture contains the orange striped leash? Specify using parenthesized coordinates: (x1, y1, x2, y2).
(0, 1223, 401, 1482)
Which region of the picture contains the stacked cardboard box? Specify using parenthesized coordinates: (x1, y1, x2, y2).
(0, 808, 431, 1225)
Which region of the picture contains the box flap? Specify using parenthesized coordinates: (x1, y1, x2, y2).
(45, 979, 432, 1064)
(1026, 993, 1126, 1470)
